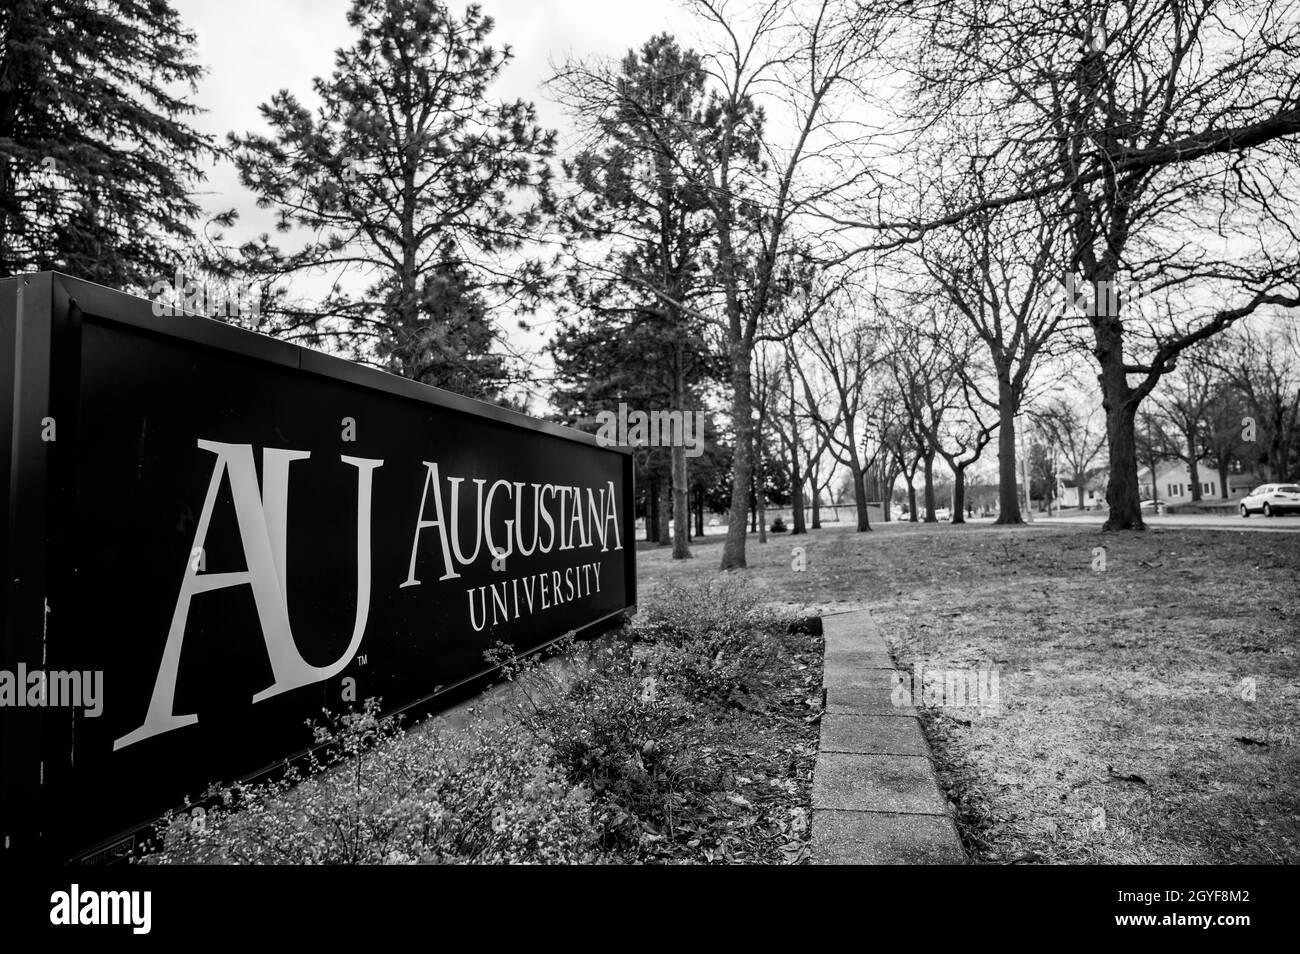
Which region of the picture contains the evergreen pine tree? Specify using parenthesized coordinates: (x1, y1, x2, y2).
(0, 0, 211, 286)
(228, 0, 554, 401)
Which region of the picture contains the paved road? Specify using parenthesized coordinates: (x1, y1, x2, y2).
(1035, 513, 1300, 533)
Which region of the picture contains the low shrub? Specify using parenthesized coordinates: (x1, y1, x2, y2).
(503, 639, 706, 849)
(144, 577, 812, 865)
(633, 578, 795, 706)
(143, 699, 600, 865)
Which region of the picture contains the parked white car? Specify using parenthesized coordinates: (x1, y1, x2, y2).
(1239, 483, 1300, 517)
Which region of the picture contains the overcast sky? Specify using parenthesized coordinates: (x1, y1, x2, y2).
(177, 0, 693, 239)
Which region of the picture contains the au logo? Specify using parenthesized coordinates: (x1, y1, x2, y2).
(114, 441, 383, 750)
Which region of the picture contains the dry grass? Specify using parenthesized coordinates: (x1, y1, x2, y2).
(636, 521, 1300, 864)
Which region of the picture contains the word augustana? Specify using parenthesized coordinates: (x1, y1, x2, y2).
(402, 461, 623, 582)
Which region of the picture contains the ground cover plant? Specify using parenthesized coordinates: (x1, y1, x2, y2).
(143, 577, 821, 864)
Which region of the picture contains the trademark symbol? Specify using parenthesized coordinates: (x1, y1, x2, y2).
(357, 654, 368, 667)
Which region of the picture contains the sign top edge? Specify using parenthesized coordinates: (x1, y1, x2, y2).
(3, 270, 627, 454)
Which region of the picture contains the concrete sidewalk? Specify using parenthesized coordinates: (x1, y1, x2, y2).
(810, 610, 966, 864)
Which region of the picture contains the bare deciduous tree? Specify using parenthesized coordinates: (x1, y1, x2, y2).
(1213, 322, 1300, 482)
(836, 0, 1300, 530)
(792, 292, 882, 532)
(1037, 393, 1107, 509)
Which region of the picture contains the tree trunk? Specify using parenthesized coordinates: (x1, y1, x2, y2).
(695, 489, 705, 536)
(1143, 437, 1161, 504)
(951, 468, 967, 524)
(670, 443, 691, 558)
(995, 378, 1022, 524)
(880, 467, 895, 522)
(667, 355, 692, 557)
(656, 479, 671, 544)
(907, 479, 918, 522)
(882, 464, 899, 521)
(755, 414, 767, 544)
(789, 449, 806, 534)
(1092, 285, 1148, 529)
(785, 361, 806, 534)
(922, 452, 937, 522)
(1101, 378, 1145, 531)
(1187, 440, 1202, 503)
(849, 463, 871, 531)
(809, 456, 823, 528)
(1075, 470, 1086, 508)
(721, 342, 753, 569)
(647, 478, 660, 542)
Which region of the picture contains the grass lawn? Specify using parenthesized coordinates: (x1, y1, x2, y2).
(635, 521, 1300, 864)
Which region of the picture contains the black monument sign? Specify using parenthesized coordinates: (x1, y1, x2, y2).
(0, 273, 636, 861)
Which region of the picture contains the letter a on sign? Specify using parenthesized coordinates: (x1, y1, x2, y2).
(115, 441, 383, 750)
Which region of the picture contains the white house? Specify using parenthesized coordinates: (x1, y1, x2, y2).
(1057, 467, 1107, 509)
(1056, 462, 1259, 507)
(1134, 462, 1251, 503)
